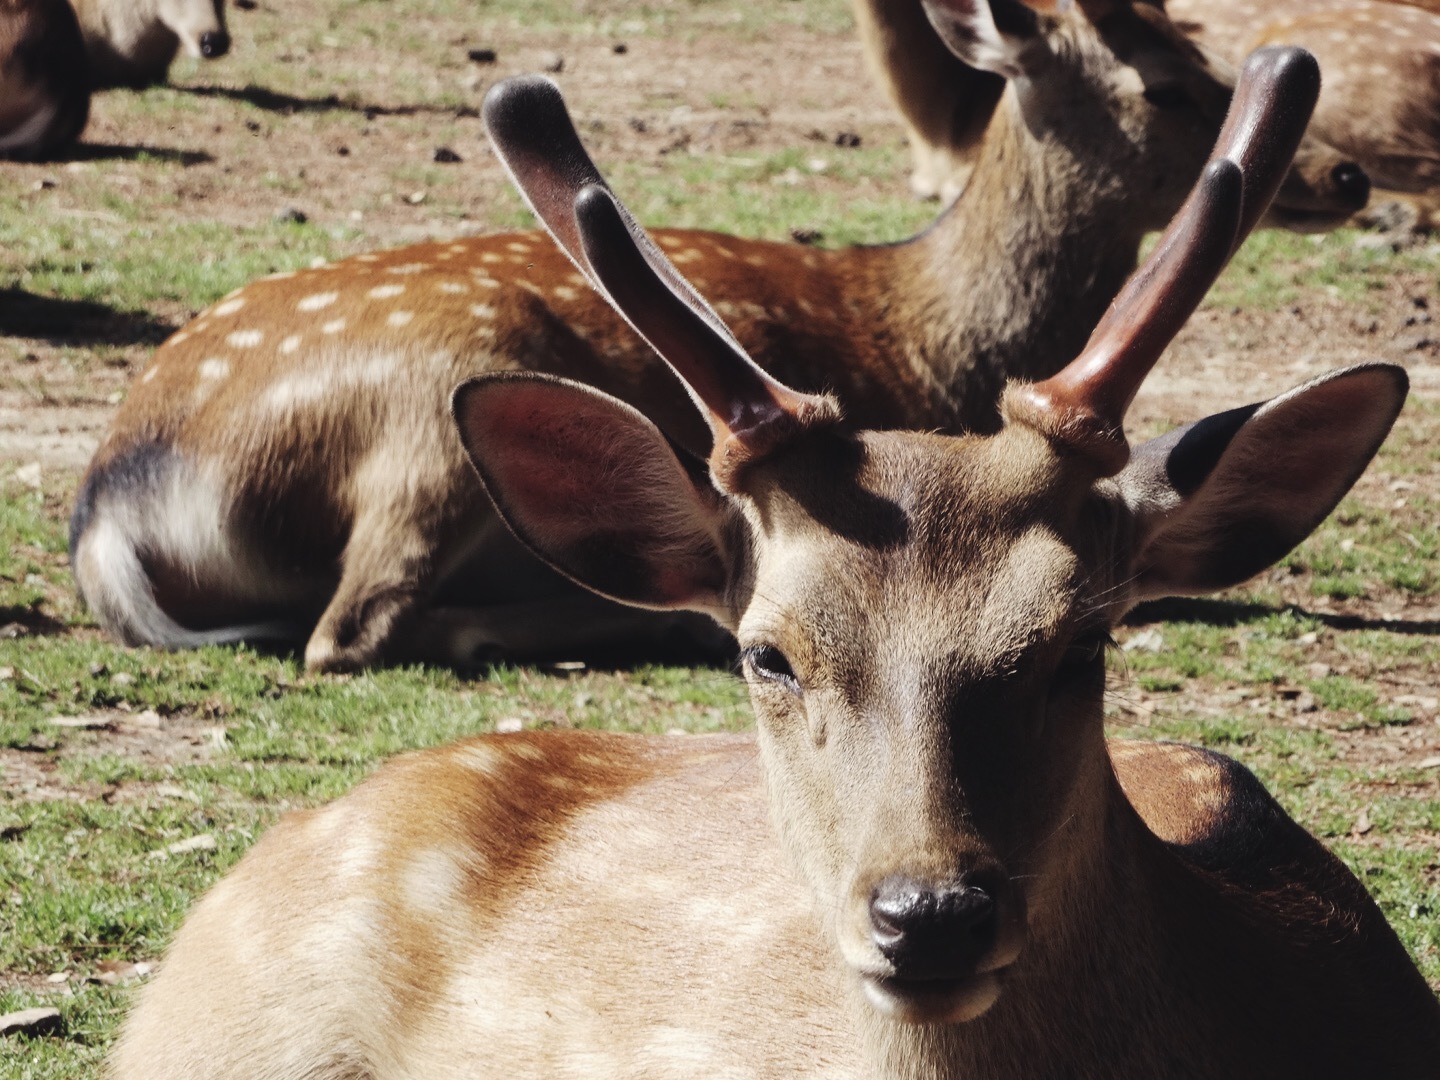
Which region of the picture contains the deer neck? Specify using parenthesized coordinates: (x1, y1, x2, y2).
(885, 92, 1148, 435)
(850, 770, 1198, 1079)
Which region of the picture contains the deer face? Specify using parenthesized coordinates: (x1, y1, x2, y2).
(731, 425, 1127, 1023)
(457, 62, 1402, 1029)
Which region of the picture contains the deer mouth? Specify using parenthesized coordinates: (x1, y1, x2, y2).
(861, 968, 1006, 1025)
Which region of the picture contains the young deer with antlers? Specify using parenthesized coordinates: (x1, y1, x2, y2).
(70, 0, 1375, 673)
(111, 51, 1440, 1079)
(852, 0, 1372, 207)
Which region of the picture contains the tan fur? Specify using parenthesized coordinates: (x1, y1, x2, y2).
(0, 0, 89, 159)
(111, 420, 1440, 1077)
(73, 0, 1379, 674)
(68, 0, 227, 88)
(1167, 0, 1440, 197)
(856, 0, 1369, 212)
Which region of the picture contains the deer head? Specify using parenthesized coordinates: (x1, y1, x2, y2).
(455, 50, 1404, 1026)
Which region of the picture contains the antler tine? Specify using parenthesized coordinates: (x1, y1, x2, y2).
(484, 75, 840, 489)
(482, 76, 745, 359)
(1007, 45, 1320, 475)
(573, 185, 841, 483)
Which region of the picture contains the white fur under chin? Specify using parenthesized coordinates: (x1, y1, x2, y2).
(861, 970, 1003, 1026)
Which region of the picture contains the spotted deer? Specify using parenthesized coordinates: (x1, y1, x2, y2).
(71, 0, 1375, 674)
(109, 50, 1440, 1080)
(0, 0, 90, 160)
(1165, 0, 1440, 198)
(854, 0, 1372, 207)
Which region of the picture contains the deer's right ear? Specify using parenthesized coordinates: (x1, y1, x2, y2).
(452, 373, 732, 616)
(921, 0, 1045, 79)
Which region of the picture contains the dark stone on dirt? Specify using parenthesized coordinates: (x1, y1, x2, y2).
(834, 131, 861, 148)
(613, 42, 628, 54)
(468, 48, 497, 64)
(274, 207, 308, 225)
(542, 51, 565, 73)
(790, 227, 823, 245)
(433, 146, 462, 164)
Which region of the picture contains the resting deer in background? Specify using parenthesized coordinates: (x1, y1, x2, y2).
(71, 0, 1374, 674)
(853, 0, 1371, 207)
(69, 0, 229, 88)
(109, 53, 1440, 1080)
(0, 0, 90, 160)
(1166, 0, 1440, 202)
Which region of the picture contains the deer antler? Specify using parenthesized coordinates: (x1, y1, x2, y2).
(482, 75, 841, 489)
(1007, 46, 1321, 474)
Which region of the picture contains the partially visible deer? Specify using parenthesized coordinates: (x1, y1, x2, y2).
(69, 0, 228, 88)
(1166, 0, 1440, 199)
(0, 0, 90, 160)
(72, 0, 1374, 674)
(110, 52, 1440, 1080)
(854, 0, 1370, 207)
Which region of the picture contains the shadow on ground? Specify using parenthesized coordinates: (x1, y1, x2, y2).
(0, 290, 174, 348)
(1129, 596, 1440, 637)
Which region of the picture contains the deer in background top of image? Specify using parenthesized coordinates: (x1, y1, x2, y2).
(71, 0, 1374, 674)
(69, 0, 228, 88)
(852, 0, 1372, 206)
(108, 51, 1440, 1080)
(1165, 0, 1440, 203)
(0, 0, 91, 160)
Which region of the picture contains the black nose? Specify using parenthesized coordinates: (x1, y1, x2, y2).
(200, 30, 230, 58)
(1330, 161, 1370, 208)
(870, 877, 997, 979)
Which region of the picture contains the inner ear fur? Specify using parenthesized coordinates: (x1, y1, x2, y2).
(1118, 364, 1408, 598)
(923, 0, 1046, 79)
(452, 373, 733, 615)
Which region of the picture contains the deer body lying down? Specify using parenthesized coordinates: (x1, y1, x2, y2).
(111, 54, 1440, 1080)
(71, 0, 1372, 672)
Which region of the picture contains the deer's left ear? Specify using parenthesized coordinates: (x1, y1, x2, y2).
(452, 373, 733, 617)
(1116, 364, 1407, 599)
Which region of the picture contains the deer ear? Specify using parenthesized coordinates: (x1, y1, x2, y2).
(1117, 364, 1407, 598)
(452, 373, 732, 617)
(921, 0, 1046, 79)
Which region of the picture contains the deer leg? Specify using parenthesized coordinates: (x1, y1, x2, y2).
(303, 505, 448, 673)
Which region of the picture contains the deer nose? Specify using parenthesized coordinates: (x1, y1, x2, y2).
(1329, 161, 1369, 208)
(869, 877, 998, 979)
(200, 30, 231, 58)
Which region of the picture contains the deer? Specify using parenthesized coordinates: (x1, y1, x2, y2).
(0, 0, 90, 161)
(68, 0, 228, 88)
(853, 0, 1372, 207)
(1166, 0, 1440, 201)
(108, 50, 1440, 1080)
(70, 0, 1377, 675)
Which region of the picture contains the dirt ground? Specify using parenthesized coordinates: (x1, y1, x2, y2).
(1, 2, 1438, 788)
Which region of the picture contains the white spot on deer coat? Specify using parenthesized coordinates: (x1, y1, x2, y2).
(471, 304, 497, 319)
(552, 285, 579, 301)
(297, 292, 339, 312)
(322, 318, 347, 334)
(227, 329, 263, 348)
(387, 310, 415, 328)
(402, 848, 472, 916)
(437, 281, 467, 294)
(280, 335, 302, 354)
(141, 365, 160, 384)
(369, 284, 405, 300)
(213, 297, 247, 317)
(387, 263, 430, 275)
(198, 358, 229, 380)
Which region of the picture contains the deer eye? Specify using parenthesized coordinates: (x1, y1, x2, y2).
(1055, 631, 1112, 684)
(743, 644, 802, 694)
(1143, 84, 1194, 111)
